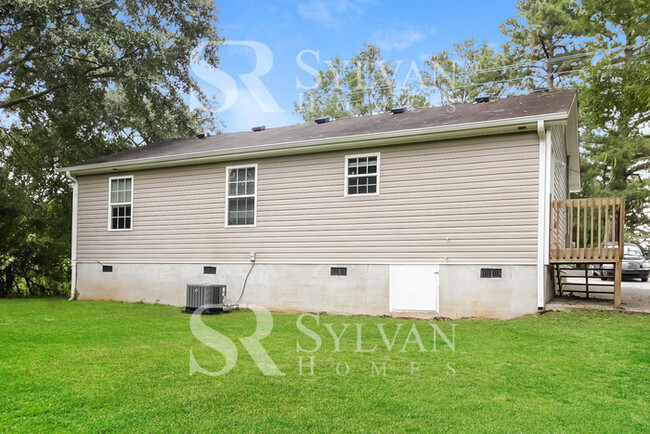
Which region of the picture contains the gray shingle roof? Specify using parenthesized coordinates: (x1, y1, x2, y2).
(75, 90, 576, 167)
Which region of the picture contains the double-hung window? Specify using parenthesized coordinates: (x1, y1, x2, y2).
(346, 153, 380, 195)
(226, 165, 257, 226)
(109, 176, 133, 230)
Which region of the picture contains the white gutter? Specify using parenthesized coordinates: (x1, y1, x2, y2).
(58, 111, 570, 176)
(65, 171, 79, 301)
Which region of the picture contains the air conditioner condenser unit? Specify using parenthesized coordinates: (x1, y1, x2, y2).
(183, 284, 227, 314)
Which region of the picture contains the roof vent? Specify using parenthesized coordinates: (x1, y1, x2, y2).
(196, 132, 206, 139)
(391, 107, 406, 114)
(474, 96, 490, 103)
(315, 116, 330, 124)
(251, 125, 266, 132)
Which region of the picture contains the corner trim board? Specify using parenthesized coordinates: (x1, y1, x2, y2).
(536, 120, 551, 309)
(65, 171, 79, 301)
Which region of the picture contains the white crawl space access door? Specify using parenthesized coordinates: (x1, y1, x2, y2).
(389, 265, 439, 312)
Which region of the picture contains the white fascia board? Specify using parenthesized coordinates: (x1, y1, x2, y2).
(59, 111, 570, 176)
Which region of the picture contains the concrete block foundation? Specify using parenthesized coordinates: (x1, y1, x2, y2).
(76, 262, 538, 319)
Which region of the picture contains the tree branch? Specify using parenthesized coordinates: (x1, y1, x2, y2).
(539, 37, 551, 59)
(62, 0, 116, 18)
(0, 47, 39, 75)
(627, 161, 650, 175)
(0, 83, 67, 109)
(0, 65, 109, 109)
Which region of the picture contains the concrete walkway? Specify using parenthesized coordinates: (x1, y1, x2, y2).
(546, 274, 650, 314)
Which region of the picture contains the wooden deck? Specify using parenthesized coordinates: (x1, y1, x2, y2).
(549, 197, 625, 307)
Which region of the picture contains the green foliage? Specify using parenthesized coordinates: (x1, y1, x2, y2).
(0, 0, 222, 296)
(294, 44, 429, 122)
(421, 0, 590, 99)
(500, 0, 590, 90)
(1, 0, 222, 186)
(576, 0, 650, 238)
(423, 38, 521, 103)
(0, 167, 70, 296)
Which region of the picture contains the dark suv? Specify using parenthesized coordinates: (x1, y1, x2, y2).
(596, 243, 649, 282)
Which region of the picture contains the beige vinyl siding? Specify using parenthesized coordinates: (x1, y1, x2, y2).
(549, 125, 569, 251)
(551, 125, 568, 201)
(76, 132, 540, 263)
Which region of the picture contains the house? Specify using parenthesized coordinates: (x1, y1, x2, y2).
(59, 90, 583, 319)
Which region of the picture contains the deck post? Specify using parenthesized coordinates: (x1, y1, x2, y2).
(614, 199, 625, 308)
(614, 259, 622, 308)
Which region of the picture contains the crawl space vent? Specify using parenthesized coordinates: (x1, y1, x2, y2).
(330, 267, 347, 276)
(203, 266, 217, 274)
(102, 265, 113, 273)
(480, 268, 502, 278)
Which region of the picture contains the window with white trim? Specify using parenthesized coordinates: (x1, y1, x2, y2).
(109, 176, 133, 230)
(226, 165, 256, 226)
(346, 153, 379, 195)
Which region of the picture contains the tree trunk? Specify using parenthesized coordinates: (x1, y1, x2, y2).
(0, 266, 15, 297)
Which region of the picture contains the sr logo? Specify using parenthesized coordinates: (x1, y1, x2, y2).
(189, 305, 284, 376)
(190, 40, 284, 114)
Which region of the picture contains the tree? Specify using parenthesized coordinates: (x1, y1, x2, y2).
(0, 166, 70, 297)
(294, 44, 429, 122)
(421, 1, 588, 104)
(422, 38, 522, 104)
(0, 0, 222, 295)
(500, 0, 590, 90)
(1, 0, 221, 192)
(577, 0, 650, 241)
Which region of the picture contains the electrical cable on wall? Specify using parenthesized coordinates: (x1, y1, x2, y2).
(227, 252, 256, 307)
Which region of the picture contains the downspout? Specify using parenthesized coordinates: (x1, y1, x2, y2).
(565, 155, 570, 199)
(536, 120, 550, 310)
(65, 171, 78, 301)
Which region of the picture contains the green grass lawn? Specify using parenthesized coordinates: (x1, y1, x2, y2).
(1, 298, 649, 432)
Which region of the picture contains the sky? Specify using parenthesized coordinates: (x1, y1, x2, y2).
(193, 0, 520, 133)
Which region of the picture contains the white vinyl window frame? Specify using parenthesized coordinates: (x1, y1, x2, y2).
(344, 152, 380, 197)
(107, 175, 134, 231)
(225, 164, 258, 228)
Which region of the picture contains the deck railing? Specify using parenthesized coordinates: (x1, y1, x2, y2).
(549, 197, 625, 263)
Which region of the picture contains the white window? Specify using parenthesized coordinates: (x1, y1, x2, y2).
(226, 165, 257, 226)
(108, 176, 133, 230)
(345, 153, 380, 196)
